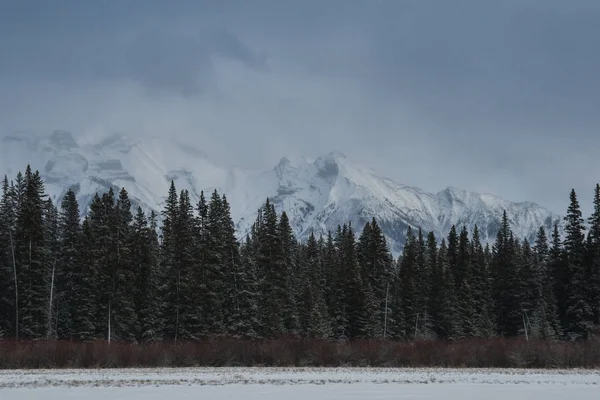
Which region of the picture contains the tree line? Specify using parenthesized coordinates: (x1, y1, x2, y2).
(1, 165, 599, 342)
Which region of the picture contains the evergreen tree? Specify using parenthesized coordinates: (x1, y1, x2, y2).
(256, 199, 287, 337)
(220, 195, 254, 337)
(327, 229, 348, 339)
(55, 189, 81, 339)
(456, 226, 476, 337)
(357, 219, 393, 337)
(298, 232, 331, 338)
(132, 208, 163, 340)
(562, 189, 593, 339)
(470, 225, 495, 337)
(0, 175, 16, 337)
(587, 184, 600, 325)
(111, 188, 137, 340)
(278, 211, 299, 334)
(533, 226, 560, 338)
(236, 237, 261, 338)
(427, 231, 445, 338)
(398, 227, 418, 339)
(73, 216, 97, 340)
(15, 166, 49, 338)
(89, 189, 117, 340)
(161, 182, 179, 340)
(175, 189, 201, 338)
(492, 211, 522, 336)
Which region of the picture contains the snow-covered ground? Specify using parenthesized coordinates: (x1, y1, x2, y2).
(1, 367, 599, 399)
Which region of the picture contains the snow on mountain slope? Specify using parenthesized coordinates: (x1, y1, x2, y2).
(0, 131, 561, 255)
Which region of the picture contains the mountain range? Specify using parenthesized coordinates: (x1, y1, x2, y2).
(0, 130, 561, 255)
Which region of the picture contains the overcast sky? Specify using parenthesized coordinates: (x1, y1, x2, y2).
(1, 0, 599, 214)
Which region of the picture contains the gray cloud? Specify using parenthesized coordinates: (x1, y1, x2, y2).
(1, 0, 599, 214)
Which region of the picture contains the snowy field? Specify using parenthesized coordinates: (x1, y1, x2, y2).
(1, 367, 599, 399)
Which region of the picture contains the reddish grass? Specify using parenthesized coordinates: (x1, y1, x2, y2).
(0, 337, 599, 369)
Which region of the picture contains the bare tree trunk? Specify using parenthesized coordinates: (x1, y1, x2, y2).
(9, 230, 18, 340)
(47, 257, 56, 338)
(414, 313, 420, 339)
(108, 298, 111, 345)
(383, 282, 389, 339)
(174, 270, 180, 345)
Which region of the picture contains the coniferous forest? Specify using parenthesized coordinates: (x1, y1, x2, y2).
(2, 165, 600, 368)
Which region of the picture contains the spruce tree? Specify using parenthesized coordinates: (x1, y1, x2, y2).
(73, 216, 97, 340)
(56, 189, 81, 339)
(492, 211, 522, 336)
(0, 175, 15, 337)
(357, 219, 393, 337)
(587, 184, 600, 325)
(327, 229, 348, 339)
(398, 227, 419, 339)
(236, 237, 261, 338)
(533, 226, 560, 338)
(220, 195, 253, 337)
(278, 211, 299, 334)
(15, 166, 49, 338)
(176, 189, 201, 338)
(255, 199, 287, 337)
(110, 188, 138, 340)
(562, 189, 593, 339)
(161, 181, 179, 340)
(427, 231, 445, 338)
(470, 225, 495, 337)
(132, 208, 163, 340)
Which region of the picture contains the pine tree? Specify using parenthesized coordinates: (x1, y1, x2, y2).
(587, 184, 600, 325)
(492, 211, 522, 336)
(562, 189, 593, 339)
(220, 195, 254, 337)
(357, 219, 393, 338)
(398, 227, 419, 339)
(16, 166, 49, 338)
(298, 232, 331, 338)
(0, 175, 16, 337)
(109, 188, 137, 340)
(470, 225, 495, 337)
(236, 237, 261, 338)
(56, 190, 83, 339)
(132, 208, 163, 341)
(255, 199, 288, 337)
(427, 231, 445, 338)
(326, 229, 348, 339)
(89, 189, 120, 340)
(340, 223, 371, 338)
(456, 226, 477, 337)
(161, 181, 180, 340)
(176, 189, 201, 338)
(533, 226, 560, 338)
(278, 211, 299, 334)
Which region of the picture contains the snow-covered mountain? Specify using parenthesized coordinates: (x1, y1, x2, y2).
(1, 131, 561, 255)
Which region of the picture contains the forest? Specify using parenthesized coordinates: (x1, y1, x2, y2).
(1, 165, 600, 368)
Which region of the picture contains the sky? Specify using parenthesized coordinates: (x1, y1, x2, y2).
(1, 0, 600, 214)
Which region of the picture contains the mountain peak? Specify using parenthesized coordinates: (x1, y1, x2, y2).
(49, 130, 79, 150)
(0, 131, 562, 255)
(317, 151, 348, 165)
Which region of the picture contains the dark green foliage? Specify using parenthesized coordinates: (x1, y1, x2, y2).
(2, 165, 600, 343)
(132, 208, 163, 341)
(0, 175, 16, 337)
(587, 184, 600, 325)
(15, 166, 49, 338)
(562, 189, 594, 339)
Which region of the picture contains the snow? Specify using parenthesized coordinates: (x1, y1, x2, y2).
(1, 131, 562, 255)
(0, 367, 598, 399)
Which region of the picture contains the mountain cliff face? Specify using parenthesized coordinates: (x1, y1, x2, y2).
(0, 131, 561, 255)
